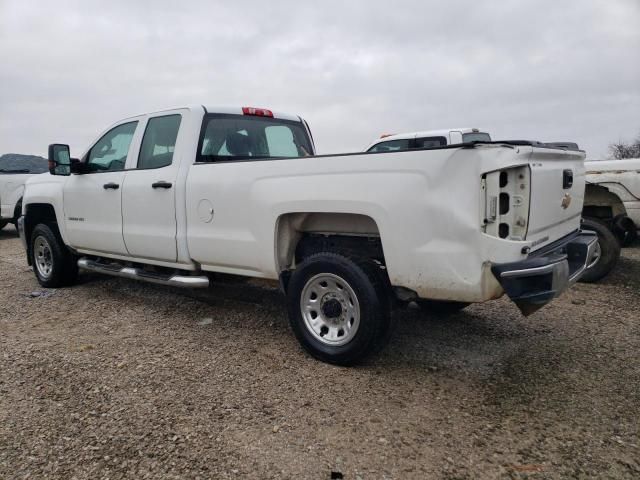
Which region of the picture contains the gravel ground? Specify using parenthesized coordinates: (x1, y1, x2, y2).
(1, 224, 639, 479)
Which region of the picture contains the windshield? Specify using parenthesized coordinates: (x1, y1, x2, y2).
(198, 114, 313, 162)
(462, 132, 491, 143)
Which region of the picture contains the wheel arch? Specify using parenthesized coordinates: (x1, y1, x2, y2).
(583, 183, 627, 220)
(23, 203, 59, 264)
(274, 212, 386, 284)
(12, 197, 23, 222)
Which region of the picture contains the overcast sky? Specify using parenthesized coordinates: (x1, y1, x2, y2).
(1, 0, 639, 159)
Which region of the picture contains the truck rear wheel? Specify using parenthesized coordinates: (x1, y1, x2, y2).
(30, 223, 78, 288)
(579, 217, 620, 283)
(286, 252, 392, 366)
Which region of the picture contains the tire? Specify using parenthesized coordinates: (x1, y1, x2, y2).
(286, 252, 393, 366)
(30, 223, 78, 288)
(415, 299, 469, 316)
(579, 217, 620, 283)
(612, 214, 637, 247)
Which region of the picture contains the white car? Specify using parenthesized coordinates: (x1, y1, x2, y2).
(0, 155, 48, 230)
(19, 106, 596, 365)
(584, 158, 640, 244)
(365, 127, 491, 152)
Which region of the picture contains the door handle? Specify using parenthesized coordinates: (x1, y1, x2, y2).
(152, 181, 173, 189)
(103, 182, 120, 190)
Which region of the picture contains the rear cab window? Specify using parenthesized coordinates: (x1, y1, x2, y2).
(367, 139, 411, 153)
(415, 136, 447, 148)
(462, 132, 491, 143)
(197, 114, 313, 162)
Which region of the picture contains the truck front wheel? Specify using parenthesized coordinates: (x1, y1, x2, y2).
(286, 252, 392, 366)
(30, 223, 78, 288)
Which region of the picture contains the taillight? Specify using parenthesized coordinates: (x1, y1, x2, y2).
(481, 166, 531, 240)
(242, 106, 273, 117)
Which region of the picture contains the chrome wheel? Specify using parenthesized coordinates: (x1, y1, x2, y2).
(300, 273, 360, 346)
(587, 240, 601, 269)
(34, 236, 53, 279)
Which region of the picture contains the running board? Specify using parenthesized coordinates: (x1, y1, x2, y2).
(77, 258, 209, 288)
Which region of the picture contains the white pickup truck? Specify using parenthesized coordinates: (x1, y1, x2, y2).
(584, 158, 640, 245)
(19, 105, 597, 365)
(365, 127, 491, 152)
(0, 155, 48, 230)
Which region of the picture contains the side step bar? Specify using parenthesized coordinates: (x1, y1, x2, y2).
(78, 258, 209, 288)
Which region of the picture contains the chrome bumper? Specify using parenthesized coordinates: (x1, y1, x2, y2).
(491, 231, 598, 315)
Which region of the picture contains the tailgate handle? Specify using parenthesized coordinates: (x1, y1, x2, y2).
(563, 169, 573, 189)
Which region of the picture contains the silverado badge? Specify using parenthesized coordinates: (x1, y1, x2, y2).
(561, 193, 572, 209)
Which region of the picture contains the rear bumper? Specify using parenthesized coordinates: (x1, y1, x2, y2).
(491, 231, 598, 315)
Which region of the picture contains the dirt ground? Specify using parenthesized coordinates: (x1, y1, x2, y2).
(1, 224, 638, 479)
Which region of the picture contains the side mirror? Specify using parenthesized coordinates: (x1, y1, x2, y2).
(48, 144, 71, 176)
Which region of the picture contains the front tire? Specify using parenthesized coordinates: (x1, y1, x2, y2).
(30, 223, 78, 287)
(286, 252, 392, 366)
(579, 217, 620, 283)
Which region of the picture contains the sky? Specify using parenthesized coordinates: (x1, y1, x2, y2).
(1, 0, 639, 159)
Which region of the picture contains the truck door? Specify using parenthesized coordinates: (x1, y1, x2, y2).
(63, 121, 139, 255)
(121, 112, 184, 262)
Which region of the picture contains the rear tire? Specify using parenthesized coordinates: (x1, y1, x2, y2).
(612, 214, 637, 247)
(579, 217, 620, 283)
(416, 299, 469, 316)
(30, 223, 78, 288)
(286, 252, 393, 366)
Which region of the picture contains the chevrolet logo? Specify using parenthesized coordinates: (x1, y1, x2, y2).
(561, 193, 572, 209)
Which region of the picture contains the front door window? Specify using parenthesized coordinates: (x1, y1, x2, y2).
(87, 122, 138, 172)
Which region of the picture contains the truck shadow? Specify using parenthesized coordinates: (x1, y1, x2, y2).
(0, 225, 18, 239)
(75, 272, 590, 414)
(89, 271, 544, 376)
(593, 241, 640, 289)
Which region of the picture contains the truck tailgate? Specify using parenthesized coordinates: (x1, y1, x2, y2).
(526, 147, 585, 250)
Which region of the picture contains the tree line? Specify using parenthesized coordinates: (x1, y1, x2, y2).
(609, 131, 640, 159)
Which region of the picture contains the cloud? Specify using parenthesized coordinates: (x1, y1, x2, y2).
(1, 0, 638, 158)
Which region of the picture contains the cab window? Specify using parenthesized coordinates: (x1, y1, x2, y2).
(87, 122, 138, 172)
(198, 114, 312, 162)
(462, 132, 491, 143)
(138, 115, 182, 169)
(415, 136, 447, 148)
(367, 139, 411, 153)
